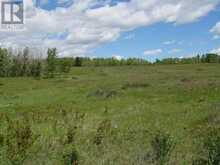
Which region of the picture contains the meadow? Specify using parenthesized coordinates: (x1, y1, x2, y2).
(0, 64, 220, 164)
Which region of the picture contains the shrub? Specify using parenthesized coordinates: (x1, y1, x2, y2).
(58, 58, 73, 73)
(94, 119, 112, 146)
(4, 116, 37, 164)
(66, 126, 78, 144)
(193, 129, 220, 165)
(63, 147, 78, 165)
(151, 131, 175, 165)
(74, 57, 83, 67)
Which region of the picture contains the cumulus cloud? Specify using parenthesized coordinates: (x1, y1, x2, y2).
(210, 47, 220, 55)
(210, 22, 220, 39)
(112, 54, 123, 60)
(143, 49, 162, 55)
(0, 0, 219, 56)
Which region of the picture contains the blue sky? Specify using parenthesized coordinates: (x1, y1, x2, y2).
(93, 7, 220, 61)
(2, 0, 220, 61)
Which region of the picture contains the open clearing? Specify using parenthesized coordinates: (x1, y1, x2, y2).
(0, 64, 220, 164)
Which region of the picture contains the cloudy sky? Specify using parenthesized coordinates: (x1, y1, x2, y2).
(1, 0, 220, 61)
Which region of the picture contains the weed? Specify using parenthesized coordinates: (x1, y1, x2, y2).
(63, 147, 79, 165)
(150, 130, 175, 165)
(94, 119, 112, 146)
(193, 129, 220, 165)
(87, 88, 117, 99)
(64, 111, 85, 144)
(4, 115, 37, 164)
(66, 126, 78, 144)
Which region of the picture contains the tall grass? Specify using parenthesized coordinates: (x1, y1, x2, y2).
(150, 131, 175, 165)
(193, 129, 220, 165)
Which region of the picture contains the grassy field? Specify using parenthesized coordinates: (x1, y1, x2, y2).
(0, 64, 220, 164)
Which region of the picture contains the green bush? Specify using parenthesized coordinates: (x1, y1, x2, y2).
(4, 116, 37, 164)
(193, 129, 220, 165)
(62, 147, 78, 165)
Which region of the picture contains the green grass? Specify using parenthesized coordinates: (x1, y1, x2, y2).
(0, 64, 220, 164)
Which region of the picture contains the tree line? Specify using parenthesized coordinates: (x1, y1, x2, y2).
(1, 47, 220, 78)
(0, 47, 150, 78)
(0, 47, 73, 78)
(155, 54, 220, 64)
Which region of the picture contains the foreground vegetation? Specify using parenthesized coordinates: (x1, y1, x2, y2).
(0, 64, 220, 164)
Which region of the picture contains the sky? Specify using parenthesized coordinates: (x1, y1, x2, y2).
(1, 0, 220, 61)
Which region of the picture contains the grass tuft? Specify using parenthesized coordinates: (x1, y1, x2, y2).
(150, 130, 175, 165)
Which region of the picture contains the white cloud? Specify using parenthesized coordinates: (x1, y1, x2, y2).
(210, 47, 220, 55)
(168, 48, 182, 53)
(163, 40, 176, 45)
(112, 54, 123, 60)
(143, 49, 162, 55)
(210, 22, 220, 39)
(0, 0, 219, 56)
